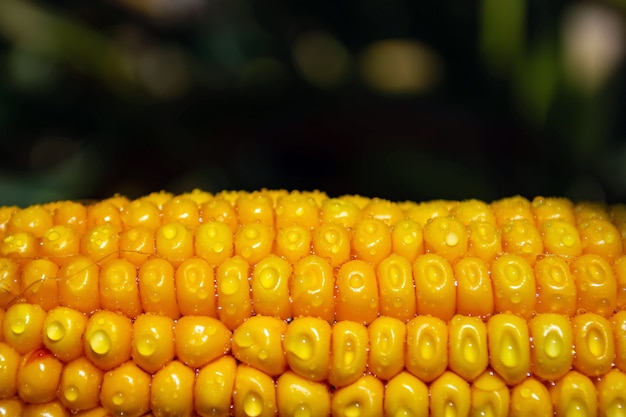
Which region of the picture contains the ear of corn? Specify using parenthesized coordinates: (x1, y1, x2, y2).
(0, 190, 625, 416)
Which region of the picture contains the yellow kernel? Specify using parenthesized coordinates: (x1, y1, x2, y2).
(161, 196, 200, 228)
(150, 360, 195, 417)
(175, 257, 217, 317)
(550, 371, 598, 417)
(377, 254, 416, 322)
(292, 255, 335, 323)
(312, 223, 351, 267)
(131, 313, 174, 374)
(423, 216, 468, 262)
(361, 198, 404, 226)
(251, 255, 292, 320)
(541, 219, 583, 257)
(467, 221, 502, 262)
(529, 313, 573, 381)
(454, 256, 494, 317)
(81, 224, 119, 264)
(328, 320, 368, 388)
(85, 200, 123, 232)
(532, 196, 576, 226)
(492, 195, 534, 226)
(120, 199, 161, 230)
(21, 259, 59, 311)
(58, 256, 100, 314)
(336, 260, 379, 325)
(2, 303, 45, 354)
(352, 218, 392, 266)
(232, 315, 287, 377)
(277, 371, 331, 417)
(200, 198, 238, 232)
(155, 222, 194, 267)
(284, 316, 331, 382)
(43, 306, 87, 362)
(100, 361, 150, 417)
(448, 315, 488, 382)
(320, 197, 360, 228)
(405, 200, 451, 227)
(275, 192, 320, 229)
(597, 369, 626, 417)
(195, 356, 236, 417)
(534, 256, 577, 316)
(509, 377, 553, 417)
(119, 226, 154, 266)
(572, 312, 615, 377)
(501, 218, 543, 261)
(17, 348, 63, 404)
(59, 357, 103, 411)
(612, 310, 626, 373)
(571, 253, 617, 317)
(413, 254, 456, 321)
(451, 199, 496, 225)
(384, 371, 429, 417)
(40, 225, 80, 263)
(195, 221, 234, 266)
(275, 224, 312, 264)
(405, 315, 448, 383)
(0, 342, 20, 398)
(429, 371, 471, 417)
(575, 201, 609, 224)
(470, 371, 510, 417)
(0, 398, 24, 416)
(99, 258, 142, 319)
(487, 313, 530, 386)
(233, 365, 277, 417)
(138, 258, 180, 320)
(235, 192, 274, 226)
(0, 231, 37, 261)
(174, 315, 231, 368)
(367, 316, 405, 380)
(391, 218, 424, 262)
(331, 375, 384, 417)
(491, 254, 536, 318)
(216, 256, 252, 330)
(22, 400, 69, 417)
(84, 310, 132, 371)
(235, 223, 274, 265)
(579, 218, 623, 262)
(0, 258, 20, 309)
(7, 205, 53, 238)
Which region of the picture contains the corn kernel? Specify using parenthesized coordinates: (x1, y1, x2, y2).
(391, 218, 424, 263)
(571, 254, 617, 317)
(284, 316, 331, 382)
(0, 258, 20, 308)
(377, 254, 416, 322)
(100, 361, 150, 417)
(612, 310, 626, 373)
(336, 260, 379, 325)
(613, 256, 626, 310)
(200, 198, 238, 232)
(2, 303, 45, 354)
(139, 258, 179, 319)
(81, 224, 119, 264)
(467, 221, 502, 262)
(23, 400, 69, 417)
(195, 356, 236, 417)
(529, 313, 573, 381)
(233, 365, 277, 417)
(532, 196, 576, 226)
(131, 313, 175, 374)
(58, 256, 100, 314)
(291, 255, 335, 323)
(367, 316, 405, 380)
(162, 196, 200, 228)
(275, 224, 311, 264)
(174, 315, 231, 368)
(492, 195, 534, 226)
(175, 257, 217, 317)
(40, 225, 80, 263)
(312, 223, 351, 267)
(235, 223, 274, 265)
(99, 258, 142, 318)
(17, 348, 63, 403)
(155, 222, 194, 266)
(501, 218, 543, 261)
(470, 371, 510, 417)
(448, 315, 488, 382)
(84, 310, 132, 371)
(121, 199, 161, 230)
(572, 312, 615, 377)
(320, 197, 360, 228)
(85, 200, 123, 232)
(451, 199, 496, 225)
(331, 375, 384, 417)
(7, 205, 53, 238)
(119, 226, 155, 266)
(275, 192, 319, 229)
(43, 306, 87, 362)
(534, 256, 577, 315)
(384, 371, 429, 417)
(352, 218, 392, 265)
(487, 313, 530, 386)
(251, 255, 292, 319)
(453, 256, 494, 317)
(150, 360, 195, 417)
(405, 200, 451, 226)
(0, 398, 24, 416)
(1, 231, 37, 260)
(216, 256, 252, 330)
(232, 315, 287, 376)
(491, 254, 536, 318)
(0, 342, 20, 398)
(413, 254, 456, 321)
(277, 371, 331, 417)
(423, 216, 468, 263)
(596, 369, 626, 417)
(509, 377, 553, 417)
(195, 221, 234, 266)
(328, 320, 368, 388)
(579, 218, 623, 262)
(59, 357, 103, 411)
(550, 371, 598, 417)
(541, 219, 583, 257)
(429, 371, 471, 417)
(21, 259, 59, 311)
(405, 315, 448, 382)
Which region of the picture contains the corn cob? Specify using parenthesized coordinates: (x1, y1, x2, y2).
(0, 191, 625, 417)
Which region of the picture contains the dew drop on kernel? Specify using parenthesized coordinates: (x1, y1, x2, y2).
(243, 393, 263, 417)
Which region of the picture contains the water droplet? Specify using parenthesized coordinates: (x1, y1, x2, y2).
(561, 234, 575, 247)
(64, 385, 79, 402)
(259, 268, 278, 290)
(46, 321, 65, 341)
(419, 332, 436, 361)
(89, 330, 111, 355)
(549, 266, 564, 284)
(461, 332, 478, 364)
(544, 329, 563, 359)
(345, 402, 361, 417)
(445, 232, 459, 247)
(350, 274, 364, 289)
(162, 225, 177, 239)
(566, 399, 587, 417)
(245, 227, 259, 240)
(258, 349, 268, 360)
(586, 325, 605, 358)
(294, 404, 312, 417)
(112, 392, 124, 406)
(212, 242, 224, 253)
(324, 230, 339, 244)
(288, 333, 313, 360)
(500, 330, 519, 368)
(243, 393, 263, 417)
(138, 334, 157, 356)
(221, 277, 239, 295)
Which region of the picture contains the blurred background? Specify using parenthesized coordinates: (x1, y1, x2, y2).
(0, 0, 625, 206)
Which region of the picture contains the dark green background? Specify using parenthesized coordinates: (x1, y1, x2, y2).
(1, 0, 624, 206)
